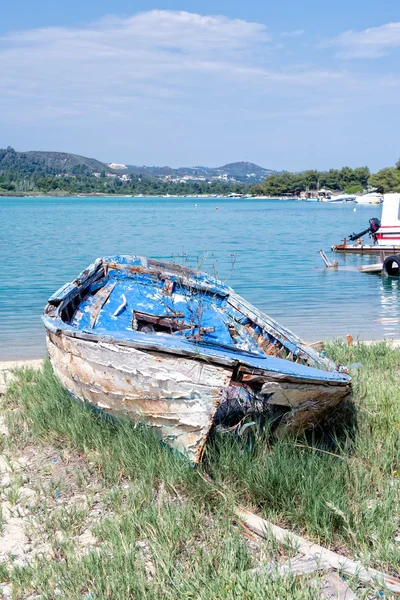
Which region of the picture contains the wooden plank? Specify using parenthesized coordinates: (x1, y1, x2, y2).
(272, 557, 360, 598)
(239, 365, 350, 387)
(105, 260, 229, 297)
(48, 259, 104, 304)
(319, 572, 359, 600)
(88, 282, 116, 328)
(275, 554, 331, 576)
(358, 263, 382, 273)
(134, 310, 190, 330)
(235, 507, 400, 595)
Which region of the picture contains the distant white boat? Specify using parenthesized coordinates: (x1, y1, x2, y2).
(354, 192, 383, 205)
(323, 194, 356, 203)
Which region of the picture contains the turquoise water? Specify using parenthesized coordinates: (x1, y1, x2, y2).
(1, 196, 399, 360)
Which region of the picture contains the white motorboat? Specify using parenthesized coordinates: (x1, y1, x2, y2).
(323, 194, 356, 203)
(332, 193, 400, 253)
(354, 192, 383, 205)
(376, 193, 400, 245)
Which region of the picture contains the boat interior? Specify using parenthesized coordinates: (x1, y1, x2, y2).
(58, 258, 318, 369)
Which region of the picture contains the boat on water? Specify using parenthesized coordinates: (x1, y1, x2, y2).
(323, 194, 356, 204)
(354, 192, 383, 205)
(332, 193, 400, 254)
(43, 256, 351, 463)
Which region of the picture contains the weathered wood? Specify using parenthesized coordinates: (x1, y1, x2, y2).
(43, 254, 353, 462)
(239, 365, 350, 388)
(88, 282, 116, 328)
(274, 554, 332, 576)
(332, 244, 400, 255)
(261, 381, 345, 408)
(319, 571, 359, 600)
(48, 259, 104, 305)
(106, 260, 228, 297)
(235, 507, 400, 595)
(47, 332, 233, 463)
(135, 310, 185, 321)
(319, 249, 338, 269)
(358, 263, 383, 273)
(260, 380, 347, 434)
(247, 553, 359, 599)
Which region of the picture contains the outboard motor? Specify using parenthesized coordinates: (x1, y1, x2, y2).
(349, 217, 381, 243)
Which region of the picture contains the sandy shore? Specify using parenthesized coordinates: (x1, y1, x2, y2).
(0, 359, 43, 394)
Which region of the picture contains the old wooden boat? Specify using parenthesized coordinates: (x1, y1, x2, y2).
(43, 256, 351, 463)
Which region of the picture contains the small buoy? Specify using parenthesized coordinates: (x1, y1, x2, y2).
(216, 207, 219, 210)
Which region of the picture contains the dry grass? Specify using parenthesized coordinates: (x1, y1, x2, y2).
(0, 341, 399, 598)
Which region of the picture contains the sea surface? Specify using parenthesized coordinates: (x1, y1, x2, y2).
(0, 196, 399, 360)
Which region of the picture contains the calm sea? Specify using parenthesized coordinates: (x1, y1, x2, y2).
(0, 196, 398, 360)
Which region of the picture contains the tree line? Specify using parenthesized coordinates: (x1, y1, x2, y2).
(0, 171, 251, 196)
(252, 161, 400, 196)
(1, 145, 400, 196)
(251, 167, 371, 196)
(0, 148, 250, 196)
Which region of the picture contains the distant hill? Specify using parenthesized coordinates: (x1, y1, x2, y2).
(214, 161, 276, 181)
(124, 160, 276, 182)
(24, 151, 112, 174)
(0, 147, 275, 182)
(0, 147, 112, 176)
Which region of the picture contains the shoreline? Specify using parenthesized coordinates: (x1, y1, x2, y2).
(0, 192, 282, 200)
(0, 359, 43, 394)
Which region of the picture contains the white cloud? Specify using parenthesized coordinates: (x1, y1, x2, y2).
(330, 22, 400, 58)
(281, 30, 304, 37)
(0, 9, 351, 121)
(0, 10, 274, 120)
(1, 10, 400, 166)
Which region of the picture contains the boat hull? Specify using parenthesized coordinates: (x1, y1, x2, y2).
(46, 330, 233, 463)
(43, 255, 351, 463)
(46, 328, 350, 463)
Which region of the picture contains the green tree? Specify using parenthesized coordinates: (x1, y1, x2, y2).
(344, 184, 363, 194)
(368, 168, 400, 193)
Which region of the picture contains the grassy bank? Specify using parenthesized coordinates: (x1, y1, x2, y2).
(0, 342, 399, 598)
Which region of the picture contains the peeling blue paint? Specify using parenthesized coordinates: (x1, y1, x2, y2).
(43, 256, 351, 385)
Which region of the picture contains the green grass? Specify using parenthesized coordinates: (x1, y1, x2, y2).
(2, 342, 400, 598)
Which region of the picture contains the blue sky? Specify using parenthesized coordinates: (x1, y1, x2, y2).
(1, 1, 400, 170)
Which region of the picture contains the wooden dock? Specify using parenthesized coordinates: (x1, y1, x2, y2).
(332, 243, 400, 255)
